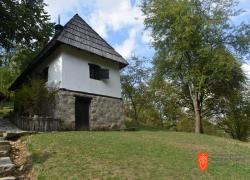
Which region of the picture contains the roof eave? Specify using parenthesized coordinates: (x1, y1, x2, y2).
(8, 40, 60, 91)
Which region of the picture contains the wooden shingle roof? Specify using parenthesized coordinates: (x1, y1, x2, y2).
(9, 14, 128, 91)
(57, 14, 127, 65)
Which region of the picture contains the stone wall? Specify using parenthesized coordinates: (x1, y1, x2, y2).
(54, 89, 125, 130)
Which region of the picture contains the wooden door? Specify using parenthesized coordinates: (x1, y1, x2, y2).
(75, 97, 90, 130)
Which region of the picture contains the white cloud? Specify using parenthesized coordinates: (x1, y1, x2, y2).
(44, 0, 149, 59)
(88, 0, 144, 38)
(242, 63, 250, 78)
(141, 29, 153, 44)
(44, 0, 88, 22)
(115, 27, 140, 59)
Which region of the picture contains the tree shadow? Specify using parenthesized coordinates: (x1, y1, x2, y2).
(31, 151, 56, 164)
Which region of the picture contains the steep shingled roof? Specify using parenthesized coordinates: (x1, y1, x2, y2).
(57, 14, 127, 64)
(9, 14, 128, 91)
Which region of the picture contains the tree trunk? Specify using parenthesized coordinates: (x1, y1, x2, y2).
(188, 84, 203, 134)
(193, 99, 202, 133)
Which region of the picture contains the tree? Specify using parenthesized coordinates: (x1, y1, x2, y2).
(147, 77, 185, 128)
(219, 87, 250, 141)
(8, 47, 38, 76)
(121, 56, 151, 124)
(142, 0, 249, 134)
(0, 0, 54, 51)
(0, 0, 54, 97)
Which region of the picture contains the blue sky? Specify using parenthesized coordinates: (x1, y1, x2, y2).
(44, 0, 250, 74)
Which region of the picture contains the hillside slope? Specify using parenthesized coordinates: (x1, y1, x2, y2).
(26, 131, 250, 179)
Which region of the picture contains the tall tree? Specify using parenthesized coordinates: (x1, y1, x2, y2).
(0, 0, 54, 51)
(142, 0, 250, 133)
(0, 0, 54, 96)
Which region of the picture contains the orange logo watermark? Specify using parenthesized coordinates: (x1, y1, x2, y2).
(197, 152, 208, 172)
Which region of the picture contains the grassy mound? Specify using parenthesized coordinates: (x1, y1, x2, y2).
(26, 131, 250, 179)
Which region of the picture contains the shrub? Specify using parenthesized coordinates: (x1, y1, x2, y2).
(176, 118, 194, 132)
(15, 79, 58, 116)
(219, 117, 250, 141)
(218, 92, 250, 141)
(176, 118, 220, 135)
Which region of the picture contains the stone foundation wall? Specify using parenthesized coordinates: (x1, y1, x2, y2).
(54, 90, 125, 130)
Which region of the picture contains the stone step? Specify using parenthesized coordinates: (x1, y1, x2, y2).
(3, 132, 31, 139)
(0, 142, 10, 146)
(0, 151, 8, 158)
(0, 157, 15, 175)
(0, 145, 10, 152)
(0, 132, 4, 138)
(0, 177, 16, 180)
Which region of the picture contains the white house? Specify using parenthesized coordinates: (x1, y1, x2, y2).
(9, 14, 128, 130)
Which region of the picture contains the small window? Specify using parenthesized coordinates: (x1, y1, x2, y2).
(89, 64, 109, 80)
(89, 64, 100, 80)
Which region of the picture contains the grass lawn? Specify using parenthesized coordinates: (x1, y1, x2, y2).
(0, 106, 13, 117)
(26, 131, 250, 180)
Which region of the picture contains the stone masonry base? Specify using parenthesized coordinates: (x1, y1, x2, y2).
(54, 89, 125, 130)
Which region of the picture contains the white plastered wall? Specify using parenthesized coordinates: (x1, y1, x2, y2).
(60, 45, 122, 98)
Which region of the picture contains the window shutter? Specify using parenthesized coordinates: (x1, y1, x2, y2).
(100, 69, 109, 79)
(89, 63, 101, 80)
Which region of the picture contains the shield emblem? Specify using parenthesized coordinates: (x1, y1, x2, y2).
(197, 152, 208, 171)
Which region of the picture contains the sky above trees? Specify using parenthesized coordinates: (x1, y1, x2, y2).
(44, 0, 250, 75)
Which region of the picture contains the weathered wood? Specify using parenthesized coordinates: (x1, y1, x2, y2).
(57, 14, 127, 64)
(12, 116, 61, 132)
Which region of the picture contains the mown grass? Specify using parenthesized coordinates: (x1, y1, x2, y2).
(26, 131, 250, 180)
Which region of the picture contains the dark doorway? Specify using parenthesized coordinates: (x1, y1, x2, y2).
(75, 96, 91, 130)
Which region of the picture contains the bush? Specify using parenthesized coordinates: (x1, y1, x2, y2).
(218, 93, 250, 141)
(176, 118, 194, 132)
(176, 118, 221, 136)
(219, 117, 250, 141)
(15, 79, 58, 116)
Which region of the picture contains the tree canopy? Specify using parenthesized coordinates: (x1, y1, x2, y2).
(0, 0, 54, 51)
(0, 0, 54, 98)
(142, 0, 250, 133)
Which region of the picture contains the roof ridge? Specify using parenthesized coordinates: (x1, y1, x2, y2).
(56, 14, 127, 63)
(73, 14, 120, 55)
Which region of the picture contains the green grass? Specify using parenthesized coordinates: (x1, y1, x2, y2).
(26, 131, 250, 180)
(0, 106, 13, 117)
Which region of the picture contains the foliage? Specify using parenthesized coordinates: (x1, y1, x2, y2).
(219, 90, 250, 141)
(8, 47, 39, 76)
(176, 118, 221, 136)
(142, 0, 249, 133)
(0, 0, 54, 103)
(121, 56, 151, 124)
(0, 0, 54, 51)
(0, 66, 14, 96)
(0, 106, 13, 117)
(122, 56, 188, 129)
(147, 77, 185, 126)
(15, 79, 58, 116)
(176, 118, 194, 132)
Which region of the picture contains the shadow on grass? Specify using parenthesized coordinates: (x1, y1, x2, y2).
(31, 151, 56, 164)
